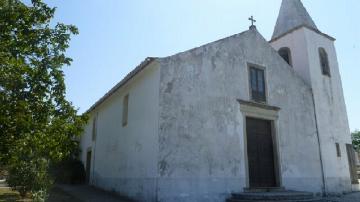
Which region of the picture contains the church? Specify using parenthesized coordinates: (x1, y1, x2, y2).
(79, 0, 358, 201)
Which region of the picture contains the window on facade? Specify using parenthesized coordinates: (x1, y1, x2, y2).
(336, 143, 341, 157)
(122, 94, 129, 127)
(278, 47, 292, 66)
(92, 115, 97, 141)
(319, 48, 330, 76)
(249, 66, 266, 102)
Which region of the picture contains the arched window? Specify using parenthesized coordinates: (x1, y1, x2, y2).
(278, 47, 292, 66)
(319, 48, 330, 76)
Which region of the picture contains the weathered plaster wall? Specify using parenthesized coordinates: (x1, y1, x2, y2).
(80, 62, 161, 201)
(79, 26, 351, 202)
(270, 28, 311, 85)
(305, 28, 353, 193)
(158, 29, 323, 202)
(271, 27, 354, 193)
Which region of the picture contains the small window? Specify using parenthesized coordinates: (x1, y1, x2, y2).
(92, 115, 97, 141)
(249, 66, 266, 102)
(278, 47, 292, 66)
(319, 48, 330, 76)
(122, 94, 129, 127)
(336, 143, 341, 157)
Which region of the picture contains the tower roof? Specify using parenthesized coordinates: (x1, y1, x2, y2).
(272, 0, 318, 39)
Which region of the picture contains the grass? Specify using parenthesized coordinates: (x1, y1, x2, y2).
(0, 188, 30, 202)
(0, 187, 81, 202)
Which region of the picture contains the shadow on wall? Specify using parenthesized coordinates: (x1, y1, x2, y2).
(50, 159, 86, 185)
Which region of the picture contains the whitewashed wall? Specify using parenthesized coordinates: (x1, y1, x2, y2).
(79, 27, 353, 202)
(80, 61, 161, 201)
(271, 27, 354, 193)
(305, 28, 353, 193)
(157, 29, 324, 202)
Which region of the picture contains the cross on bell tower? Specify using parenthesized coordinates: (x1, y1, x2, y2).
(248, 15, 256, 30)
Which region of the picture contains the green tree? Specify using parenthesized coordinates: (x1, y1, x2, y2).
(0, 0, 87, 200)
(352, 130, 360, 152)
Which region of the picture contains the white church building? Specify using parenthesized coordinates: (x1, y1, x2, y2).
(79, 0, 358, 201)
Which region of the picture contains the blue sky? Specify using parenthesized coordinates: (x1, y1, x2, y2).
(44, 0, 359, 132)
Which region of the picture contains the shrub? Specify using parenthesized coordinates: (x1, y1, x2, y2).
(7, 156, 52, 199)
(352, 130, 360, 152)
(32, 189, 49, 202)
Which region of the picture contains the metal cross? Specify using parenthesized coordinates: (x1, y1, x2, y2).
(248, 16, 256, 26)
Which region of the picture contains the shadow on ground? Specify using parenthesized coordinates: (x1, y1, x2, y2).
(47, 187, 82, 202)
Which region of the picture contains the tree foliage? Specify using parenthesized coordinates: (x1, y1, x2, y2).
(0, 0, 87, 199)
(352, 130, 360, 152)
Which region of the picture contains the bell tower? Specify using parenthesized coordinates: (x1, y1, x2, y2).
(270, 0, 355, 194)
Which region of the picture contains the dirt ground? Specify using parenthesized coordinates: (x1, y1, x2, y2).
(0, 187, 80, 202)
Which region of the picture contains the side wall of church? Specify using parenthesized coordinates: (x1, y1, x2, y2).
(157, 29, 324, 202)
(79, 62, 161, 201)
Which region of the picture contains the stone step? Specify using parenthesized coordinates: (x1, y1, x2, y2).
(244, 187, 286, 193)
(227, 191, 324, 202)
(232, 192, 315, 200)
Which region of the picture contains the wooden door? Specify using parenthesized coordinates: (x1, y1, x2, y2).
(86, 150, 92, 183)
(246, 117, 277, 188)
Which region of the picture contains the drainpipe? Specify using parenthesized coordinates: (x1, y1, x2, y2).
(311, 89, 326, 195)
